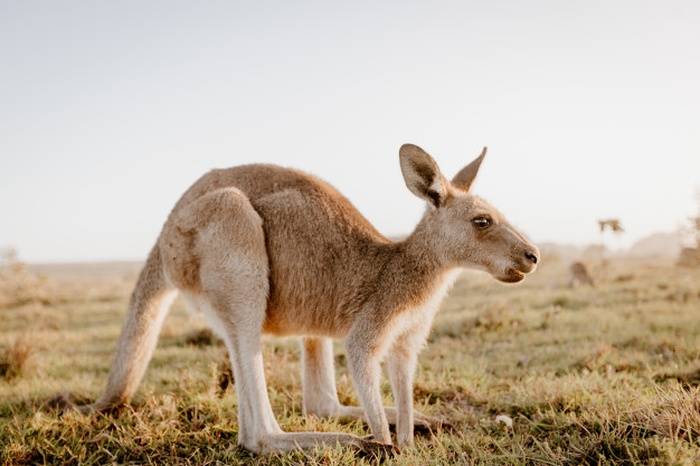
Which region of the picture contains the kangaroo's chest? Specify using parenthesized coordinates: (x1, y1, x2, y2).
(384, 269, 463, 339)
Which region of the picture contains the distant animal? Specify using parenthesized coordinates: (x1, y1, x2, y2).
(569, 261, 595, 287)
(79, 144, 539, 454)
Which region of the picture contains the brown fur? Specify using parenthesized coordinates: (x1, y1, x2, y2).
(85, 144, 539, 454)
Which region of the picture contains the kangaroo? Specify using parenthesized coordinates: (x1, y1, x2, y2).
(569, 261, 595, 287)
(81, 143, 539, 454)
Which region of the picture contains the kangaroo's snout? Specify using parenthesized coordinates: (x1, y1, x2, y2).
(524, 249, 539, 265)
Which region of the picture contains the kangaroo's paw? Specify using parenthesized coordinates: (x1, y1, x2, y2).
(409, 412, 455, 436)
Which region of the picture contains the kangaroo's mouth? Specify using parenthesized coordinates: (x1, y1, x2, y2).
(498, 268, 526, 283)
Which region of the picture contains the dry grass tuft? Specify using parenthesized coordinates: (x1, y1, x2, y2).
(183, 328, 220, 347)
(654, 368, 700, 388)
(216, 356, 235, 396)
(0, 338, 32, 380)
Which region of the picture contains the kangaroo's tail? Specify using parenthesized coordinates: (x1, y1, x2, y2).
(89, 244, 177, 411)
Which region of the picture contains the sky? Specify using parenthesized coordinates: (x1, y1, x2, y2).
(1, 1, 699, 262)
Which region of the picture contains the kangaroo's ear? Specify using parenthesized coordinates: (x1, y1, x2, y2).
(452, 147, 487, 192)
(399, 144, 448, 208)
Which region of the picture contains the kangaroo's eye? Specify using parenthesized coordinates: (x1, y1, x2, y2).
(471, 216, 492, 230)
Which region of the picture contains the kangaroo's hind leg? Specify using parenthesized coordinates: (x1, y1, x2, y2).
(179, 187, 376, 454)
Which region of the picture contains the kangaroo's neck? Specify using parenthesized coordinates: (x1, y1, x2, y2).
(372, 217, 457, 313)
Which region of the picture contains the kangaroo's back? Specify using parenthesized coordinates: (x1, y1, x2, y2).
(168, 164, 395, 336)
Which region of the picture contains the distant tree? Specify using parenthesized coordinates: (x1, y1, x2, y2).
(598, 218, 624, 234)
(692, 189, 700, 248)
(0, 247, 18, 265)
(676, 190, 700, 267)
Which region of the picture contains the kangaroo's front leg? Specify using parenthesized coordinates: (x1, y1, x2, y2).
(301, 337, 343, 417)
(302, 336, 448, 437)
(345, 326, 392, 445)
(385, 329, 422, 447)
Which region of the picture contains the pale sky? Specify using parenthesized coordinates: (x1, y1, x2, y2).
(1, 1, 699, 262)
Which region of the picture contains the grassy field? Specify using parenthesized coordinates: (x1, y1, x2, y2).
(2, 258, 700, 465)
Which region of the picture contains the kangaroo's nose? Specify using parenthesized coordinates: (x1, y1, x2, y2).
(524, 250, 539, 265)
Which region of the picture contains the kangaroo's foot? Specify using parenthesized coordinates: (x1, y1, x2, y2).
(45, 393, 123, 415)
(241, 431, 398, 458)
(310, 404, 453, 436)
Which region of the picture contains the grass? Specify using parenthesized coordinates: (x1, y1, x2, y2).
(0, 339, 32, 380)
(2, 259, 700, 465)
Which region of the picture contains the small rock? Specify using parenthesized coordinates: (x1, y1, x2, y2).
(495, 414, 513, 429)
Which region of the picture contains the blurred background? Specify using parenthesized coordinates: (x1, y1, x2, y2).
(1, 1, 698, 263)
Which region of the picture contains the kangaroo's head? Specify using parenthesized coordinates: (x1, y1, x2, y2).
(400, 143, 539, 283)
